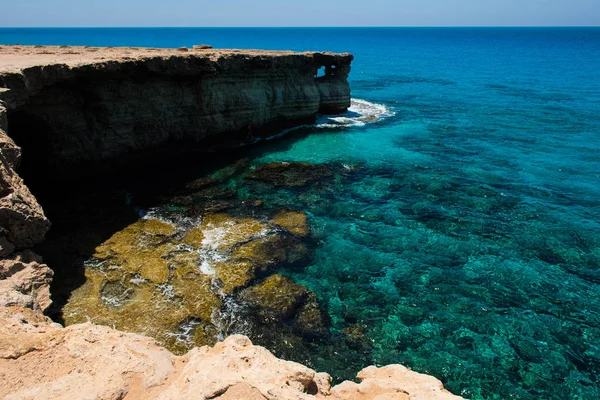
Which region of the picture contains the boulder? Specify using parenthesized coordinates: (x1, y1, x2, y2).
(0, 250, 53, 312)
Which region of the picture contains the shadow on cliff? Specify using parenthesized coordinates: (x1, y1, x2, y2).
(27, 125, 330, 324)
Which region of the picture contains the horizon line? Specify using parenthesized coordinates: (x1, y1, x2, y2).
(1, 25, 599, 29)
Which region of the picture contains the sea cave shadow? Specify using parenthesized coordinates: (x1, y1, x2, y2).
(30, 126, 330, 325)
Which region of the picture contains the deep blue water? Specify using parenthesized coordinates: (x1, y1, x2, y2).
(3, 28, 600, 399)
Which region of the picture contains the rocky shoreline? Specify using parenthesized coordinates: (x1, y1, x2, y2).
(0, 46, 464, 399)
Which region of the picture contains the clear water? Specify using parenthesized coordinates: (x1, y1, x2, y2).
(3, 28, 600, 399)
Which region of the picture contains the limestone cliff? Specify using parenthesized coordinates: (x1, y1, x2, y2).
(0, 46, 352, 180)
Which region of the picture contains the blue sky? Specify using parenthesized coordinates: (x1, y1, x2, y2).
(1, 0, 599, 27)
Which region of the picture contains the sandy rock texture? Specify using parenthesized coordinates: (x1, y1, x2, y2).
(0, 46, 352, 179)
(0, 250, 53, 312)
(0, 306, 464, 400)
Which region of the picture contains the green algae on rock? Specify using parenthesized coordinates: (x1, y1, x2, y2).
(237, 274, 328, 338)
(183, 213, 271, 250)
(238, 274, 309, 320)
(61, 208, 322, 355)
(62, 218, 222, 354)
(271, 209, 310, 237)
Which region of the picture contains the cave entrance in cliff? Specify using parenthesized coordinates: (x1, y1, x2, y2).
(6, 109, 54, 192)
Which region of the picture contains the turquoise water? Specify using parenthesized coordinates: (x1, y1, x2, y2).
(3, 28, 600, 399)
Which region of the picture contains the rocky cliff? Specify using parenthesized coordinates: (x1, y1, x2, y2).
(0, 306, 463, 400)
(0, 46, 352, 180)
(0, 46, 465, 399)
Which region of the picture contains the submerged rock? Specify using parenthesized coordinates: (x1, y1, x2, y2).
(62, 211, 316, 353)
(237, 274, 327, 337)
(238, 274, 309, 320)
(271, 209, 310, 237)
(235, 233, 307, 264)
(246, 162, 333, 187)
(294, 293, 328, 337)
(343, 324, 372, 351)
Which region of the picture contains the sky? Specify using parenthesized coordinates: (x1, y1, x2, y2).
(0, 0, 599, 27)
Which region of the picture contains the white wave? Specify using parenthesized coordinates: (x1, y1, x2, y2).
(263, 98, 394, 140)
(315, 98, 395, 129)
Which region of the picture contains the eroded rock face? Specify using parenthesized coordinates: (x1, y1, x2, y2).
(0, 250, 53, 312)
(0, 104, 51, 252)
(0, 307, 464, 400)
(0, 46, 352, 180)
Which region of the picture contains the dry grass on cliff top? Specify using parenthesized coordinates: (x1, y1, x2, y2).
(0, 45, 345, 73)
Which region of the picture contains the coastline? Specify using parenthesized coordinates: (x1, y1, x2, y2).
(0, 46, 464, 399)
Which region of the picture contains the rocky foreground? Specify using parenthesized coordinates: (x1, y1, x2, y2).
(0, 47, 464, 399)
(1, 306, 462, 400)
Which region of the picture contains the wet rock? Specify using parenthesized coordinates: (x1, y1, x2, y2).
(182, 213, 270, 250)
(93, 219, 177, 284)
(343, 324, 372, 350)
(245, 162, 333, 187)
(62, 211, 313, 353)
(165, 317, 219, 355)
(62, 217, 223, 353)
(294, 293, 328, 337)
(271, 209, 310, 237)
(184, 176, 215, 191)
(171, 274, 222, 323)
(63, 267, 222, 354)
(100, 280, 134, 308)
(214, 260, 257, 294)
(238, 274, 309, 321)
(232, 233, 310, 268)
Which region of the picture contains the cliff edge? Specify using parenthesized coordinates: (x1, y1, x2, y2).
(0, 45, 352, 180)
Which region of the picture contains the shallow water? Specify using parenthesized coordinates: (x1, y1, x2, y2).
(5, 28, 600, 399)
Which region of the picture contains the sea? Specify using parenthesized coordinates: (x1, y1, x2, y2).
(1, 27, 599, 399)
